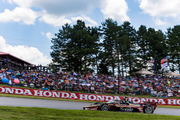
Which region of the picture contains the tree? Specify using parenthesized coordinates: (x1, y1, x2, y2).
(167, 25, 180, 72)
(51, 20, 100, 73)
(136, 25, 149, 69)
(101, 18, 119, 75)
(120, 21, 137, 75)
(51, 23, 73, 71)
(70, 20, 100, 73)
(147, 28, 168, 74)
(51, 18, 177, 75)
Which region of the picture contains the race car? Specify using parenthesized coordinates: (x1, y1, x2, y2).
(83, 97, 158, 113)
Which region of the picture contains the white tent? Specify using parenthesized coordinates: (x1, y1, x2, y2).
(164, 72, 180, 77)
(135, 70, 155, 75)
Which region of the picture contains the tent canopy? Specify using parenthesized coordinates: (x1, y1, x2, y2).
(135, 70, 155, 75)
(164, 72, 180, 77)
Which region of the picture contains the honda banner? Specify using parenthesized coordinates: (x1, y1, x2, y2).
(0, 86, 180, 106)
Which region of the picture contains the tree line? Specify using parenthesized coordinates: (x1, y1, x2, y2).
(50, 18, 180, 76)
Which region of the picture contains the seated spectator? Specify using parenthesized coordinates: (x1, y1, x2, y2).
(151, 89, 157, 97)
(8, 79, 12, 86)
(49, 85, 55, 90)
(105, 88, 111, 93)
(157, 91, 163, 97)
(134, 87, 140, 95)
(162, 91, 168, 98)
(167, 90, 173, 97)
(24, 82, 28, 87)
(120, 86, 124, 94)
(90, 85, 95, 93)
(29, 82, 34, 88)
(178, 90, 180, 97)
(35, 81, 40, 89)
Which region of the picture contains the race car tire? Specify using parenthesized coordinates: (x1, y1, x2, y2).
(143, 105, 154, 113)
(100, 104, 109, 111)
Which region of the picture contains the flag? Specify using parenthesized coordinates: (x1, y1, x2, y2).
(161, 63, 168, 71)
(150, 58, 155, 70)
(161, 57, 168, 71)
(153, 63, 155, 70)
(150, 58, 155, 63)
(73, 72, 77, 76)
(161, 64, 164, 71)
(161, 57, 168, 64)
(163, 62, 168, 67)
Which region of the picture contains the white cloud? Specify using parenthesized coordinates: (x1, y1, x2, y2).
(41, 32, 45, 36)
(1, 0, 130, 26)
(39, 12, 72, 27)
(100, 0, 130, 22)
(46, 32, 53, 40)
(39, 13, 98, 27)
(6, 0, 33, 7)
(153, 18, 167, 25)
(7, 0, 13, 4)
(71, 15, 98, 26)
(2, 0, 100, 26)
(41, 31, 53, 40)
(0, 7, 40, 25)
(0, 36, 51, 65)
(6, 0, 100, 16)
(138, 0, 180, 25)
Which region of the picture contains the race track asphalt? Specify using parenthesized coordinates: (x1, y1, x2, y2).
(0, 97, 179, 116)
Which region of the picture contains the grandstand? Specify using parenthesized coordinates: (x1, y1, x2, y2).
(0, 51, 33, 71)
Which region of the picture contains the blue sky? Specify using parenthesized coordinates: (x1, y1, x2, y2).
(0, 0, 180, 65)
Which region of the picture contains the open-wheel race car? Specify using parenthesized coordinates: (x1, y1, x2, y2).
(83, 97, 158, 113)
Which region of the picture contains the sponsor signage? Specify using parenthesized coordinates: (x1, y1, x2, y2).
(0, 86, 180, 106)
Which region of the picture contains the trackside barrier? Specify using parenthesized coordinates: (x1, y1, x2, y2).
(0, 86, 180, 106)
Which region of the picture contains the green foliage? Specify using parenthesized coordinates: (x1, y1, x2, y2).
(50, 18, 180, 75)
(167, 25, 180, 72)
(136, 25, 149, 69)
(51, 20, 100, 73)
(100, 18, 119, 75)
(136, 26, 168, 74)
(119, 21, 137, 75)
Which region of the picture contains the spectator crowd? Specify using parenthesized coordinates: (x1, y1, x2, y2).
(0, 69, 180, 98)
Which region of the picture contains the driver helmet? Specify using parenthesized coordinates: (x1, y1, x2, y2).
(124, 96, 128, 101)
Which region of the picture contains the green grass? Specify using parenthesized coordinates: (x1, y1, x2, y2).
(0, 106, 179, 120)
(157, 105, 180, 109)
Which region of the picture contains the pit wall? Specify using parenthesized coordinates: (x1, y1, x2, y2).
(0, 86, 180, 106)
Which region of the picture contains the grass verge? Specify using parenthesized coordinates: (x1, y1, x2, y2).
(0, 106, 179, 120)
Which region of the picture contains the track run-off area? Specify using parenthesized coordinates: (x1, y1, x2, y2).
(0, 97, 179, 116)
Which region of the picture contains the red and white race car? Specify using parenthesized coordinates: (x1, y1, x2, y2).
(83, 97, 158, 113)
